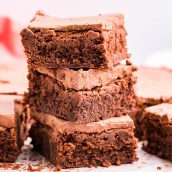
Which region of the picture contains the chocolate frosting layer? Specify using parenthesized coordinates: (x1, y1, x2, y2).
(145, 103, 172, 123)
(29, 11, 124, 31)
(31, 109, 134, 134)
(0, 95, 22, 128)
(35, 63, 135, 90)
(135, 67, 172, 103)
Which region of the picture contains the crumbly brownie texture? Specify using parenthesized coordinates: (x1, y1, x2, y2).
(30, 112, 137, 168)
(0, 95, 22, 162)
(0, 127, 19, 162)
(133, 67, 172, 139)
(34, 63, 136, 90)
(14, 99, 31, 149)
(28, 69, 136, 123)
(0, 60, 28, 95)
(21, 11, 128, 69)
(142, 103, 172, 161)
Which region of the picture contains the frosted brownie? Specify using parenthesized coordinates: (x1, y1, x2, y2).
(34, 63, 135, 90)
(30, 110, 137, 168)
(0, 95, 21, 162)
(21, 11, 128, 69)
(142, 103, 172, 161)
(133, 67, 172, 139)
(27, 65, 136, 123)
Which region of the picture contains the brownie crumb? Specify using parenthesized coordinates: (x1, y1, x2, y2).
(157, 166, 161, 170)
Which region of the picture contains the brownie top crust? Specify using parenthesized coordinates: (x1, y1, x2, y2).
(31, 109, 134, 133)
(29, 11, 124, 31)
(35, 63, 136, 90)
(0, 95, 22, 128)
(134, 67, 172, 103)
(145, 103, 172, 123)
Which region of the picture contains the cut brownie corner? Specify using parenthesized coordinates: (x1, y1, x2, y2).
(0, 95, 22, 162)
(141, 103, 172, 161)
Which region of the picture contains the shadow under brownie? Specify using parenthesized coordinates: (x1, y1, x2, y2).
(21, 11, 128, 69)
(142, 103, 172, 161)
(29, 109, 137, 169)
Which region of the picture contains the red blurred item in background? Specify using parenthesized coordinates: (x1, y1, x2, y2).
(0, 17, 25, 58)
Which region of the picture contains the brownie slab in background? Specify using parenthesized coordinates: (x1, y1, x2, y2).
(21, 11, 128, 69)
(29, 109, 137, 168)
(28, 65, 136, 123)
(142, 103, 172, 161)
(0, 95, 21, 162)
(132, 67, 172, 139)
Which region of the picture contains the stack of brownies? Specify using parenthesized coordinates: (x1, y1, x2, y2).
(19, 11, 138, 168)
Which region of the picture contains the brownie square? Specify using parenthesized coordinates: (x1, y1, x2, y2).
(0, 95, 21, 162)
(27, 65, 136, 123)
(21, 11, 128, 69)
(132, 67, 172, 139)
(29, 110, 137, 168)
(142, 103, 172, 161)
(34, 63, 135, 91)
(0, 60, 27, 95)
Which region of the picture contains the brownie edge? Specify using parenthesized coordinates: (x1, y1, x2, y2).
(14, 99, 31, 149)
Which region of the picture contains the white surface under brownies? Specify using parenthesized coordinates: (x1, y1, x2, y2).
(0, 142, 171, 172)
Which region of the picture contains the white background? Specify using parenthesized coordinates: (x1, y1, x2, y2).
(0, 0, 172, 66)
